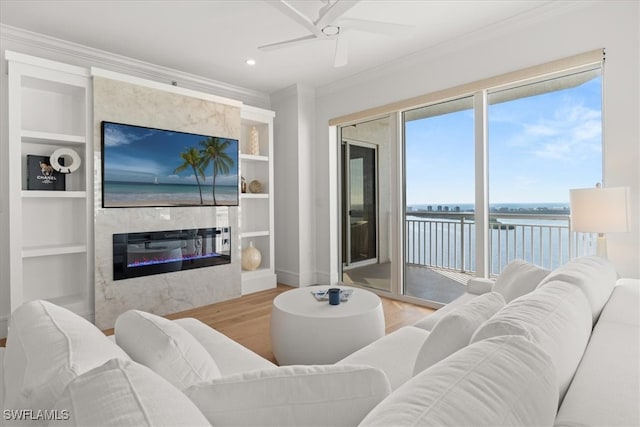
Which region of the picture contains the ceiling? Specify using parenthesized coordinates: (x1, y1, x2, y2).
(0, 0, 554, 94)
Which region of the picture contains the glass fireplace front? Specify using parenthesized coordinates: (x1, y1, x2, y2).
(113, 227, 231, 280)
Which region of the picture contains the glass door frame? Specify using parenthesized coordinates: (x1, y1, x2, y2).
(341, 138, 380, 270)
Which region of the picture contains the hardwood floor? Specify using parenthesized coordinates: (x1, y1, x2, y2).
(160, 284, 435, 364)
(2, 285, 436, 361)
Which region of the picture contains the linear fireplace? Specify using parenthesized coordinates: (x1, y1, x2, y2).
(113, 227, 231, 280)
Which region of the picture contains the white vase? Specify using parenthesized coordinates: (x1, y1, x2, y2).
(249, 126, 260, 156)
(242, 241, 262, 271)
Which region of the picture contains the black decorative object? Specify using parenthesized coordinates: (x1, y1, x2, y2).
(26, 155, 65, 191)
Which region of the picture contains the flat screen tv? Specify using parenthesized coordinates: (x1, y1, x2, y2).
(101, 121, 239, 208)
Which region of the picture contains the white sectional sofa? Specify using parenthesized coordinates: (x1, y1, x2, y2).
(1, 256, 638, 426)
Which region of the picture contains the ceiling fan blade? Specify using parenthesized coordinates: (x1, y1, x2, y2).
(258, 34, 320, 51)
(264, 0, 323, 37)
(316, 0, 360, 28)
(338, 18, 414, 37)
(334, 34, 348, 67)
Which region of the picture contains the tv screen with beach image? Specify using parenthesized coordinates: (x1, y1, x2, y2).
(101, 121, 239, 208)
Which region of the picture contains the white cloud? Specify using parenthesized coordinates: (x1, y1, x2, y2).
(104, 126, 156, 147)
(516, 103, 601, 161)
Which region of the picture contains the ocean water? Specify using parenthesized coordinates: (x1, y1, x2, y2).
(104, 181, 238, 206)
(404, 208, 594, 275)
(408, 202, 570, 213)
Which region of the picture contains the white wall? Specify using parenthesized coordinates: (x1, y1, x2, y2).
(272, 85, 301, 285)
(313, 1, 640, 281)
(271, 84, 317, 286)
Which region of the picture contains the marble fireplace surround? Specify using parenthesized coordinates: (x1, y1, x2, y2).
(93, 75, 242, 330)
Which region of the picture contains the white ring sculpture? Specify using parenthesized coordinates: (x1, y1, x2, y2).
(50, 148, 81, 174)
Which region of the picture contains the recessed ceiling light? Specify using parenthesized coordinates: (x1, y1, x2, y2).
(246, 59, 256, 66)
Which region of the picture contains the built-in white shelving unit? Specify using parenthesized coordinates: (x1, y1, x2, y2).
(240, 106, 277, 294)
(6, 51, 93, 316)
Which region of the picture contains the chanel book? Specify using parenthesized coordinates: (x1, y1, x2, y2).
(26, 155, 65, 191)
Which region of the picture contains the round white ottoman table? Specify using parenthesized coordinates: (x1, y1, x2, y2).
(270, 285, 385, 365)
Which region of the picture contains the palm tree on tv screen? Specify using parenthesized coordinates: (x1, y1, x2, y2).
(175, 147, 206, 205)
(200, 137, 234, 205)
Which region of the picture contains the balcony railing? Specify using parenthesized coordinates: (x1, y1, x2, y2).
(405, 211, 597, 276)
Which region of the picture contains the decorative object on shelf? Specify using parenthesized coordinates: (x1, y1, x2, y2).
(26, 155, 65, 190)
(249, 179, 263, 193)
(249, 126, 260, 155)
(49, 147, 81, 174)
(241, 176, 247, 193)
(242, 241, 262, 271)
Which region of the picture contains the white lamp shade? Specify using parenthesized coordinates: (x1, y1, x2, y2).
(570, 186, 630, 233)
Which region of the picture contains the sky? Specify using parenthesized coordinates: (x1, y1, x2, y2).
(102, 122, 238, 186)
(405, 72, 602, 206)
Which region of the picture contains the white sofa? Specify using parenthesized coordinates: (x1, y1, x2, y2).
(1, 256, 638, 426)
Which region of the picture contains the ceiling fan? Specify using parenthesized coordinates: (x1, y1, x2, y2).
(258, 0, 414, 67)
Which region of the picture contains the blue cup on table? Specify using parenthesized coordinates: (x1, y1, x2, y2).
(328, 288, 341, 305)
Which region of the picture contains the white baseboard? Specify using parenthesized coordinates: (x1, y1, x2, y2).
(277, 269, 334, 287)
(276, 269, 301, 287)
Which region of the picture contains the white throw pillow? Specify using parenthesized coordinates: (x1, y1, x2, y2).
(492, 259, 550, 302)
(184, 364, 391, 427)
(115, 310, 221, 390)
(413, 292, 505, 375)
(537, 255, 617, 324)
(50, 359, 210, 426)
(359, 335, 558, 427)
(174, 317, 276, 375)
(3, 300, 130, 412)
(471, 281, 592, 402)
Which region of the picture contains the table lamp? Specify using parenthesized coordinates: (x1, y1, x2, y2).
(570, 185, 630, 258)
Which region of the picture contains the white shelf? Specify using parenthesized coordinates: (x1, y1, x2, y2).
(22, 244, 87, 258)
(22, 130, 86, 145)
(7, 51, 93, 317)
(22, 190, 87, 198)
(240, 154, 269, 162)
(240, 106, 276, 295)
(241, 231, 270, 238)
(241, 193, 269, 199)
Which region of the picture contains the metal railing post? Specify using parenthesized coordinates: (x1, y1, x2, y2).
(460, 216, 466, 273)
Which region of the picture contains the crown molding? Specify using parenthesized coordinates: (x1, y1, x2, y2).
(0, 24, 271, 109)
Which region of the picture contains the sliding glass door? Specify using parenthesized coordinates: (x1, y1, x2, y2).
(403, 97, 475, 304)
